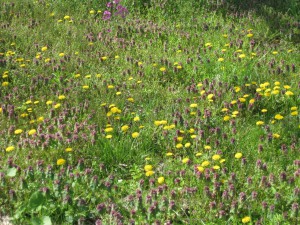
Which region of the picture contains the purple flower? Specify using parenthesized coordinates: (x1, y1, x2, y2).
(103, 11, 111, 20)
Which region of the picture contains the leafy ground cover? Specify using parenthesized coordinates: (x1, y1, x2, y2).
(0, 0, 299, 224)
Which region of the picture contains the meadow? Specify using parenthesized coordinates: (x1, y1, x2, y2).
(0, 0, 299, 224)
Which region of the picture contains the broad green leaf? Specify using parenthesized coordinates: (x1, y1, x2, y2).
(7, 168, 17, 177)
(28, 191, 45, 210)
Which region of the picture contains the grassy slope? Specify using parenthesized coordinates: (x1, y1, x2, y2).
(0, 0, 299, 224)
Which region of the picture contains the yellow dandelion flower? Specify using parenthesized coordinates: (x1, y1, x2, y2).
(57, 159, 66, 166)
(157, 177, 165, 184)
(133, 116, 140, 122)
(291, 111, 298, 116)
(190, 103, 198, 108)
(239, 54, 246, 58)
(223, 116, 231, 121)
(2, 82, 9, 87)
(201, 161, 210, 167)
(14, 129, 23, 134)
(197, 166, 204, 172)
(249, 99, 255, 104)
(145, 171, 155, 176)
(283, 85, 291, 89)
(82, 85, 89, 89)
(235, 152, 243, 159)
(291, 106, 297, 111)
(166, 152, 174, 156)
(121, 125, 129, 132)
(212, 154, 221, 161)
(65, 147, 73, 152)
(247, 33, 253, 38)
(176, 143, 183, 149)
(242, 216, 251, 224)
(213, 165, 220, 170)
(285, 91, 294, 96)
(182, 158, 190, 164)
(58, 95, 66, 100)
(6, 146, 15, 152)
(59, 53, 65, 57)
(196, 152, 202, 157)
(275, 114, 284, 120)
(261, 109, 267, 113)
(273, 133, 280, 139)
(144, 165, 153, 172)
(54, 103, 61, 109)
(132, 132, 139, 138)
(28, 129, 36, 135)
(256, 121, 264, 126)
(105, 134, 112, 139)
(184, 142, 191, 148)
(105, 127, 113, 133)
(218, 58, 224, 62)
(204, 145, 211, 150)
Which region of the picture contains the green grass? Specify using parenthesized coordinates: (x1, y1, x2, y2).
(0, 0, 299, 224)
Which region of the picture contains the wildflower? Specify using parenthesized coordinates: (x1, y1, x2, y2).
(196, 152, 202, 157)
(133, 116, 140, 122)
(283, 85, 291, 89)
(197, 166, 204, 172)
(213, 165, 220, 170)
(166, 152, 173, 156)
(54, 103, 61, 109)
(204, 145, 211, 150)
(239, 54, 246, 58)
(223, 116, 230, 121)
(261, 109, 267, 113)
(89, 10, 95, 14)
(2, 82, 9, 87)
(291, 111, 298, 116)
(14, 129, 23, 134)
(249, 99, 255, 104)
(176, 143, 183, 149)
(285, 91, 294, 96)
(58, 95, 66, 100)
(182, 158, 190, 164)
(28, 129, 36, 135)
(59, 53, 65, 57)
(291, 107, 298, 111)
(160, 67, 166, 72)
(272, 51, 278, 55)
(157, 177, 165, 184)
(57, 159, 66, 166)
(146, 171, 154, 176)
(242, 216, 251, 223)
(207, 94, 214, 100)
(235, 153, 243, 159)
(65, 148, 73, 152)
(273, 133, 280, 139)
(82, 85, 89, 89)
(184, 143, 191, 148)
(256, 121, 264, 126)
(247, 33, 253, 38)
(41, 46, 48, 51)
(121, 125, 129, 132)
(144, 165, 153, 172)
(201, 161, 210, 167)
(275, 114, 284, 120)
(106, 134, 112, 139)
(212, 154, 221, 161)
(190, 103, 198, 108)
(132, 132, 139, 138)
(64, 15, 70, 20)
(218, 58, 224, 62)
(105, 127, 113, 133)
(234, 86, 241, 92)
(6, 146, 15, 152)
